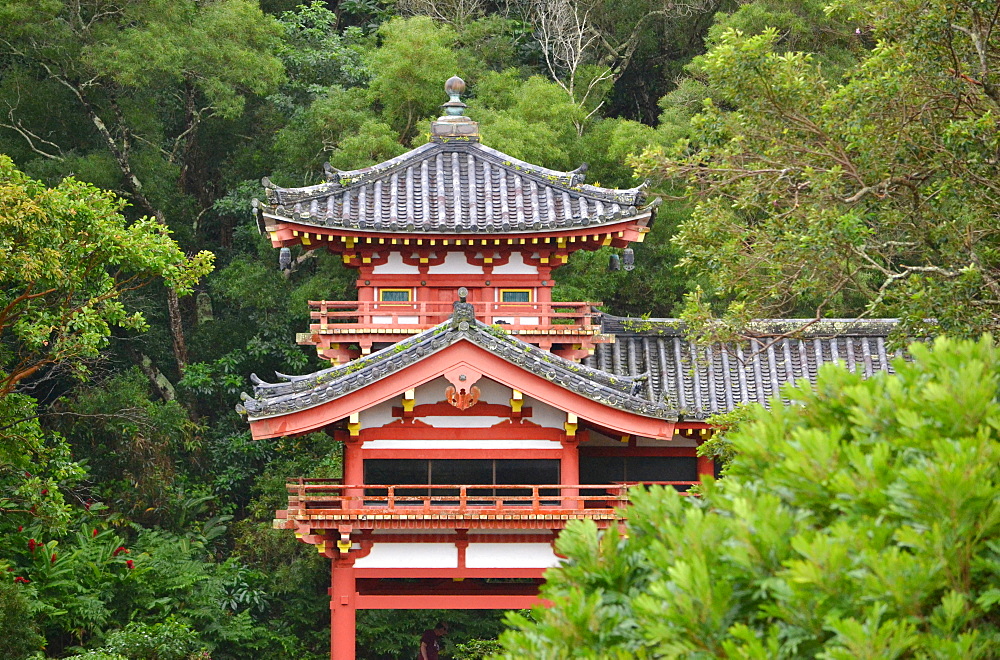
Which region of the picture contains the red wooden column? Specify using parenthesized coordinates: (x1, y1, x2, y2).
(330, 559, 357, 660)
(560, 431, 580, 509)
(342, 435, 363, 509)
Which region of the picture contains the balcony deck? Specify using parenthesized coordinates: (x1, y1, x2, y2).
(296, 301, 611, 362)
(275, 479, 696, 531)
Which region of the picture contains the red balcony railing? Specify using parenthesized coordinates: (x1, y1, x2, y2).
(279, 479, 696, 525)
(305, 300, 603, 335)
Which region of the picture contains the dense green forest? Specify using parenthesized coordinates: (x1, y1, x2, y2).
(0, 0, 996, 657)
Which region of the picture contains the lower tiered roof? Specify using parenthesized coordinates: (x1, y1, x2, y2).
(239, 307, 900, 427)
(587, 316, 900, 420)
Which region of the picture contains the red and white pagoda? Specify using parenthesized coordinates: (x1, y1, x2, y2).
(240, 77, 898, 660)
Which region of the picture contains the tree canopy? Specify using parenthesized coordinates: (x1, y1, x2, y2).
(636, 0, 1000, 338)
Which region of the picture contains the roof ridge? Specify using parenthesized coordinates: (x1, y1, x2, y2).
(600, 314, 900, 338)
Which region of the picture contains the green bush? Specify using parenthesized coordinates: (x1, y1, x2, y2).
(500, 336, 1000, 658)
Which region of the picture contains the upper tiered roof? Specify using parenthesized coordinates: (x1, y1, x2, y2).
(255, 77, 655, 239)
(258, 143, 649, 235)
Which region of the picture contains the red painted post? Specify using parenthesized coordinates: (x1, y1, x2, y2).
(696, 454, 714, 480)
(330, 562, 356, 660)
(343, 439, 363, 509)
(560, 436, 580, 509)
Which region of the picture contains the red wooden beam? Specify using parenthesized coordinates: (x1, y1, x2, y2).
(353, 567, 547, 579)
(354, 594, 542, 609)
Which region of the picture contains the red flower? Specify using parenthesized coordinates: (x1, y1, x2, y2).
(27, 539, 36, 552)
(14, 576, 29, 583)
(92, 528, 98, 537)
(125, 559, 134, 570)
(50, 553, 57, 563)
(17, 526, 22, 532)
(84, 501, 92, 510)
(113, 546, 127, 557)
(40, 489, 48, 496)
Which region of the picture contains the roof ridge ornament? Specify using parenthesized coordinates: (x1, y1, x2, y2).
(452, 286, 475, 326)
(443, 76, 467, 116)
(431, 76, 480, 144)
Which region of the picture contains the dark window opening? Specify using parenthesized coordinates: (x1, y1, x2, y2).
(579, 456, 698, 496)
(364, 459, 559, 505)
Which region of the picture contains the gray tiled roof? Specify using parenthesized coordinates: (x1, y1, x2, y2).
(257, 142, 651, 234)
(585, 316, 902, 420)
(238, 304, 674, 422)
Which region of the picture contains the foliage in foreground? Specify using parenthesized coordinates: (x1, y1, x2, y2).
(501, 336, 1000, 658)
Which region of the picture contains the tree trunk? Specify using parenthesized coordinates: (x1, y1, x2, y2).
(73, 85, 191, 376)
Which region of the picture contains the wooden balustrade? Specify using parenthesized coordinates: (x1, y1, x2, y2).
(283, 480, 695, 520)
(306, 300, 602, 332)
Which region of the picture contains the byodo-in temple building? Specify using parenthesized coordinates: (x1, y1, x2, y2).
(238, 78, 898, 660)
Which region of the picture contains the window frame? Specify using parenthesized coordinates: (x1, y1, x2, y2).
(378, 288, 413, 303)
(499, 288, 533, 304)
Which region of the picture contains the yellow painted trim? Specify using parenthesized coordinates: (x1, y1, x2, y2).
(510, 389, 523, 413)
(379, 288, 412, 302)
(499, 288, 533, 303)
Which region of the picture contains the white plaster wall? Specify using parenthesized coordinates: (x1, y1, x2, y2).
(491, 253, 537, 275)
(354, 543, 458, 568)
(361, 396, 397, 430)
(465, 543, 560, 569)
(417, 416, 514, 428)
(372, 315, 419, 324)
(492, 315, 540, 325)
(364, 439, 561, 449)
(427, 252, 483, 274)
(371, 252, 420, 274)
(522, 394, 566, 429)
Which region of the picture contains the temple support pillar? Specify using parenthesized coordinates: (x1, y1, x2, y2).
(560, 431, 580, 509)
(342, 435, 363, 509)
(330, 561, 357, 660)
